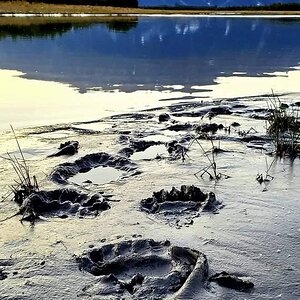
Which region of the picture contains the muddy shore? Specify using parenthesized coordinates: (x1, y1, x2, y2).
(0, 86, 299, 299)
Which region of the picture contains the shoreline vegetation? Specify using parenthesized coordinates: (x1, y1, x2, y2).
(0, 1, 300, 15)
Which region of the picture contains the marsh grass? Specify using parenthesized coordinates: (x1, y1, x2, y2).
(256, 157, 275, 184)
(0, 126, 39, 223)
(188, 135, 229, 181)
(267, 94, 300, 157)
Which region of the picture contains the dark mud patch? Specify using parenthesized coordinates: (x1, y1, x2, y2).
(110, 113, 154, 121)
(78, 239, 208, 299)
(140, 185, 222, 228)
(165, 123, 194, 132)
(50, 152, 138, 184)
(196, 123, 224, 134)
(171, 104, 232, 118)
(19, 188, 110, 219)
(0, 269, 8, 280)
(158, 113, 171, 122)
(209, 271, 254, 292)
(0, 259, 14, 281)
(168, 101, 212, 113)
(167, 140, 189, 160)
(48, 141, 79, 157)
(159, 95, 207, 102)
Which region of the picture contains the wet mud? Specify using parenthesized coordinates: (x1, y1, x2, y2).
(141, 185, 222, 228)
(18, 188, 110, 220)
(50, 152, 139, 184)
(0, 90, 299, 300)
(78, 239, 208, 299)
(209, 271, 254, 292)
(48, 140, 79, 157)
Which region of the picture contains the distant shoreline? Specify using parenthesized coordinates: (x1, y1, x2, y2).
(0, 1, 300, 15)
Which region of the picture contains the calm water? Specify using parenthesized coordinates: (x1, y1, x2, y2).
(0, 16, 300, 93)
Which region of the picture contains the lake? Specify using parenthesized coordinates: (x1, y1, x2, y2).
(0, 16, 300, 128)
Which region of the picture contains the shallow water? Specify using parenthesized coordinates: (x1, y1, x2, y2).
(70, 166, 125, 185)
(0, 16, 299, 300)
(131, 144, 167, 160)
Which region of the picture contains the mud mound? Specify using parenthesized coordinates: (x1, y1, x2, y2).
(141, 185, 222, 228)
(166, 123, 193, 132)
(209, 271, 254, 292)
(48, 140, 79, 157)
(50, 152, 138, 184)
(0, 270, 8, 280)
(19, 188, 110, 219)
(78, 239, 208, 299)
(110, 113, 154, 120)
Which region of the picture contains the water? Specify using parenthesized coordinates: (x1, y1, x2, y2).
(0, 17, 300, 93)
(70, 166, 124, 185)
(131, 144, 167, 160)
(1, 16, 300, 129)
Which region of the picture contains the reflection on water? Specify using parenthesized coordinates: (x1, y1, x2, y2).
(0, 16, 299, 92)
(0, 17, 138, 39)
(71, 166, 124, 185)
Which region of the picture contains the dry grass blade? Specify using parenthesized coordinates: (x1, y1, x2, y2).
(1, 126, 40, 223)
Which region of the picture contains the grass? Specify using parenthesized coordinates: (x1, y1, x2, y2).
(267, 94, 300, 157)
(0, 126, 39, 223)
(0, 1, 300, 15)
(256, 157, 275, 184)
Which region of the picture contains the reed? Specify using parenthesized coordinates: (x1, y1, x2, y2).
(0, 126, 39, 223)
(266, 93, 300, 157)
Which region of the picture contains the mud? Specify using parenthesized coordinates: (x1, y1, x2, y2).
(158, 113, 171, 122)
(209, 271, 254, 292)
(140, 185, 222, 227)
(18, 188, 110, 219)
(50, 152, 138, 184)
(166, 140, 189, 160)
(110, 113, 154, 121)
(196, 123, 224, 134)
(78, 239, 208, 299)
(166, 123, 193, 132)
(171, 104, 233, 118)
(48, 141, 79, 157)
(0, 269, 8, 280)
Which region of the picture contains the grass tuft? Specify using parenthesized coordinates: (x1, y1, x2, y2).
(266, 93, 300, 158)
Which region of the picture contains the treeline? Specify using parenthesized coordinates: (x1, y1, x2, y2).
(0, 18, 138, 40)
(25, 0, 139, 7)
(144, 3, 300, 11)
(218, 3, 300, 11)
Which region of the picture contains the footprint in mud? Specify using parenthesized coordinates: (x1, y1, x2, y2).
(0, 259, 14, 281)
(78, 239, 208, 299)
(18, 188, 110, 222)
(0, 269, 8, 280)
(140, 185, 223, 228)
(50, 152, 139, 185)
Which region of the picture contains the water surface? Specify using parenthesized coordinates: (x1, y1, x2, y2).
(0, 16, 300, 93)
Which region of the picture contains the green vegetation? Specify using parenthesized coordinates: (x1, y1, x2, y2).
(267, 95, 300, 157)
